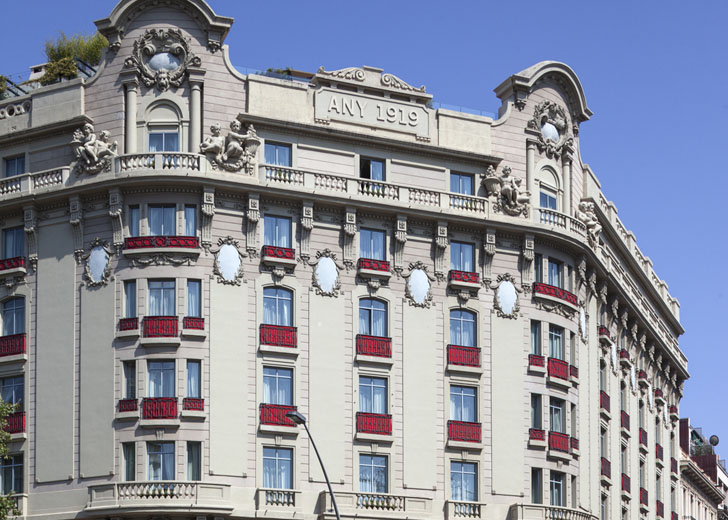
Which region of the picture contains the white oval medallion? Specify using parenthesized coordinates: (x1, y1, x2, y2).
(541, 122, 559, 142)
(408, 269, 430, 305)
(496, 280, 518, 315)
(88, 246, 109, 283)
(314, 256, 338, 294)
(148, 52, 181, 72)
(579, 308, 587, 340)
(217, 244, 241, 282)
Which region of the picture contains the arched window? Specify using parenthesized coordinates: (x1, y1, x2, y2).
(263, 287, 293, 327)
(359, 298, 387, 337)
(147, 102, 181, 152)
(537, 167, 560, 210)
(1, 297, 24, 336)
(450, 309, 476, 347)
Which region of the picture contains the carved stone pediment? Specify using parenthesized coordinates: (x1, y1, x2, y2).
(313, 65, 430, 98)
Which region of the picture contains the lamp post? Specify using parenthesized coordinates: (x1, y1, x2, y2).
(286, 410, 341, 520)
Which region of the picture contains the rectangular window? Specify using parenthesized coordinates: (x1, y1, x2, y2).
(621, 445, 627, 474)
(360, 228, 386, 260)
(550, 398, 565, 433)
(129, 205, 140, 237)
(549, 471, 564, 507)
(531, 394, 542, 429)
(656, 420, 661, 444)
(534, 253, 543, 283)
(148, 205, 176, 236)
(530, 321, 542, 356)
(600, 364, 606, 392)
(264, 142, 292, 167)
(360, 298, 387, 337)
(540, 189, 557, 210)
(571, 476, 577, 508)
(187, 279, 201, 318)
(263, 367, 293, 406)
(639, 402, 645, 429)
(450, 241, 475, 272)
(124, 280, 137, 318)
(549, 325, 564, 360)
(531, 468, 543, 504)
(548, 259, 563, 288)
(187, 441, 201, 481)
(360, 158, 385, 181)
(451, 461, 477, 501)
(2, 227, 24, 260)
(263, 447, 292, 489)
(450, 309, 475, 347)
(639, 461, 645, 488)
(450, 385, 477, 423)
(263, 215, 292, 248)
(620, 386, 626, 411)
(600, 494, 607, 520)
(0, 376, 23, 408)
(123, 442, 135, 481)
(4, 156, 25, 178)
(571, 404, 577, 436)
(123, 361, 136, 399)
(0, 454, 23, 494)
(147, 360, 175, 398)
(359, 454, 387, 493)
(184, 205, 196, 236)
(263, 287, 293, 327)
(148, 132, 179, 152)
(359, 376, 387, 414)
(187, 360, 201, 398)
(148, 280, 175, 316)
(450, 172, 474, 196)
(600, 429, 607, 458)
(569, 333, 575, 365)
(1, 298, 24, 336)
(147, 441, 174, 481)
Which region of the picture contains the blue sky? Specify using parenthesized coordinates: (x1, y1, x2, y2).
(2, 1, 727, 446)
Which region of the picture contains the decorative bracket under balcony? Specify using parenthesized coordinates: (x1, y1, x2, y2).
(122, 236, 200, 266)
(0, 257, 27, 287)
(533, 282, 579, 315)
(357, 258, 391, 290)
(261, 246, 297, 279)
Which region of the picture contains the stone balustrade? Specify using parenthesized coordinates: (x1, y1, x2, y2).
(85, 481, 232, 513)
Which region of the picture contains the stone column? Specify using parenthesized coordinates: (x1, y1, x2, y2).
(189, 82, 202, 153)
(123, 78, 138, 154)
(562, 155, 572, 216)
(526, 140, 536, 208)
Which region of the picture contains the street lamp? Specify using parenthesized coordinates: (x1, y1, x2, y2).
(286, 410, 341, 520)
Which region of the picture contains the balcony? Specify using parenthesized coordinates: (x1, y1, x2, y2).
(619, 349, 631, 368)
(532, 282, 578, 311)
(656, 500, 664, 518)
(256, 488, 301, 513)
(529, 428, 546, 448)
(528, 354, 546, 375)
(621, 474, 631, 499)
(261, 245, 297, 271)
(122, 236, 200, 263)
(141, 397, 179, 427)
(671, 457, 678, 476)
(260, 404, 298, 434)
(548, 431, 570, 460)
(656, 443, 664, 463)
(117, 398, 139, 420)
(141, 316, 180, 347)
(638, 369, 649, 389)
(569, 364, 579, 384)
(356, 412, 392, 441)
(0, 333, 26, 362)
(448, 270, 480, 292)
(547, 358, 569, 388)
(86, 481, 232, 514)
(445, 500, 486, 520)
(357, 258, 391, 285)
(4, 411, 25, 438)
(639, 428, 648, 450)
(669, 405, 679, 421)
(117, 317, 139, 339)
(600, 457, 611, 486)
(182, 398, 205, 419)
(447, 344, 481, 374)
(356, 335, 392, 364)
(639, 488, 648, 510)
(507, 504, 597, 520)
(182, 316, 206, 338)
(260, 324, 298, 354)
(654, 388, 665, 407)
(0, 256, 26, 278)
(621, 411, 630, 436)
(671, 513, 678, 520)
(319, 490, 432, 520)
(447, 420, 482, 448)
(570, 437, 579, 456)
(597, 325, 612, 345)
(600, 391, 611, 419)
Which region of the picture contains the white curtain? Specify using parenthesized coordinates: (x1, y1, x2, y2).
(451, 387, 475, 422)
(187, 442, 201, 480)
(360, 300, 386, 336)
(148, 361, 174, 398)
(124, 281, 136, 318)
(451, 463, 477, 501)
(187, 280, 201, 317)
(2, 228, 24, 259)
(184, 206, 196, 236)
(2, 298, 24, 336)
(264, 217, 291, 248)
(187, 361, 200, 398)
(450, 310, 475, 347)
(148, 442, 174, 481)
(149, 281, 175, 316)
(149, 206, 175, 236)
(263, 368, 291, 405)
(360, 377, 386, 414)
(129, 207, 140, 237)
(263, 448, 291, 489)
(550, 404, 563, 433)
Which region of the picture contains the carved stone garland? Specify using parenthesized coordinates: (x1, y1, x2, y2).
(211, 236, 246, 285)
(309, 249, 344, 297)
(81, 238, 115, 287)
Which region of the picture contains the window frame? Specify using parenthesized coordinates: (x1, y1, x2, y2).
(450, 460, 478, 502)
(263, 366, 294, 406)
(147, 360, 176, 398)
(186, 360, 201, 399)
(549, 324, 564, 360)
(124, 280, 137, 319)
(0, 375, 23, 409)
(450, 309, 476, 348)
(450, 385, 477, 423)
(147, 441, 175, 481)
(359, 375, 388, 415)
(549, 470, 565, 507)
(148, 279, 176, 317)
(123, 360, 136, 399)
(549, 397, 565, 434)
(187, 441, 202, 481)
(359, 227, 387, 261)
(450, 172, 475, 196)
(1, 297, 25, 336)
(263, 287, 294, 327)
(2, 227, 25, 260)
(264, 142, 293, 167)
(122, 442, 136, 482)
(187, 279, 202, 318)
(450, 241, 475, 272)
(0, 454, 23, 494)
(359, 157, 385, 181)
(531, 393, 542, 429)
(263, 446, 293, 490)
(359, 453, 388, 493)
(147, 204, 177, 237)
(263, 215, 293, 248)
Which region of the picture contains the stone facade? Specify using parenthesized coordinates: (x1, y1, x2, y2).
(0, 1, 688, 520)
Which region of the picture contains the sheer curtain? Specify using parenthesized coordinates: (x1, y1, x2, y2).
(2, 228, 24, 259)
(148, 361, 174, 398)
(149, 281, 175, 316)
(184, 206, 196, 236)
(371, 230, 384, 260)
(124, 281, 136, 318)
(187, 442, 201, 480)
(451, 387, 475, 422)
(129, 206, 140, 237)
(187, 361, 200, 398)
(550, 403, 563, 433)
(360, 299, 386, 337)
(187, 280, 201, 317)
(148, 442, 174, 481)
(2, 298, 24, 336)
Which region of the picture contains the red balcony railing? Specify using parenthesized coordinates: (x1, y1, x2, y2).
(597, 325, 611, 341)
(0, 334, 26, 357)
(118, 399, 138, 412)
(119, 317, 138, 332)
(183, 398, 204, 411)
(638, 369, 647, 381)
(529, 428, 545, 441)
(357, 258, 390, 272)
(671, 457, 678, 474)
(262, 245, 296, 260)
(448, 270, 479, 284)
(260, 404, 296, 427)
(4, 412, 25, 434)
(547, 358, 569, 380)
(143, 316, 178, 338)
(669, 405, 678, 418)
(356, 412, 392, 435)
(569, 365, 579, 379)
(533, 282, 578, 307)
(671, 512, 678, 520)
(655, 388, 664, 399)
(448, 421, 481, 443)
(548, 431, 569, 452)
(600, 391, 610, 412)
(656, 500, 664, 517)
(640, 488, 648, 506)
(529, 354, 545, 368)
(125, 236, 199, 249)
(447, 344, 480, 367)
(639, 427, 648, 446)
(0, 256, 25, 271)
(356, 335, 392, 358)
(260, 324, 297, 348)
(621, 473, 631, 493)
(142, 397, 178, 419)
(619, 349, 630, 360)
(621, 411, 630, 430)
(570, 437, 579, 451)
(656, 444, 664, 460)
(601, 457, 611, 478)
(183, 317, 204, 330)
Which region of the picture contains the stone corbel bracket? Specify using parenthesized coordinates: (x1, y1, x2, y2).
(434, 221, 448, 282)
(520, 234, 534, 293)
(482, 229, 496, 286)
(300, 201, 314, 261)
(108, 188, 124, 253)
(342, 207, 357, 271)
(23, 205, 38, 271)
(245, 193, 260, 257)
(69, 196, 84, 263)
(201, 187, 216, 251)
(393, 215, 407, 275)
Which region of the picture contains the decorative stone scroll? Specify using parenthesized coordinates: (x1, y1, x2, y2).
(393, 215, 407, 274)
(403, 261, 434, 308)
(108, 189, 124, 252)
(490, 273, 522, 319)
(300, 202, 314, 261)
(23, 205, 38, 272)
(482, 165, 530, 217)
(124, 28, 201, 92)
(82, 238, 114, 287)
(201, 121, 261, 174)
(310, 249, 344, 297)
(211, 236, 246, 285)
(71, 123, 118, 175)
(575, 201, 602, 247)
(434, 221, 448, 281)
(342, 207, 357, 270)
(527, 100, 573, 159)
(245, 194, 260, 257)
(69, 196, 84, 261)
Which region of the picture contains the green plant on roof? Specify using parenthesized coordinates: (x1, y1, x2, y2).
(40, 31, 108, 85)
(0, 76, 7, 100)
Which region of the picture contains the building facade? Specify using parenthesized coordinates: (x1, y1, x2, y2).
(0, 1, 689, 519)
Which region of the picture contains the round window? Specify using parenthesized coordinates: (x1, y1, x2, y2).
(541, 122, 560, 142)
(148, 52, 181, 72)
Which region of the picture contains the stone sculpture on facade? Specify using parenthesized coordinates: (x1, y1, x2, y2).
(482, 165, 530, 217)
(527, 100, 573, 159)
(201, 120, 261, 174)
(71, 123, 118, 175)
(575, 201, 602, 247)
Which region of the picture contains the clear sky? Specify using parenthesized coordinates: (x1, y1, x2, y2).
(2, 0, 727, 446)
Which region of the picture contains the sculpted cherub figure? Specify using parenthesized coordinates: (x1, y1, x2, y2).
(222, 120, 247, 162)
(200, 123, 225, 161)
(78, 123, 99, 165)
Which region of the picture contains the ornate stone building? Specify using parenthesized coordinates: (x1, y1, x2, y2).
(0, 1, 688, 519)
